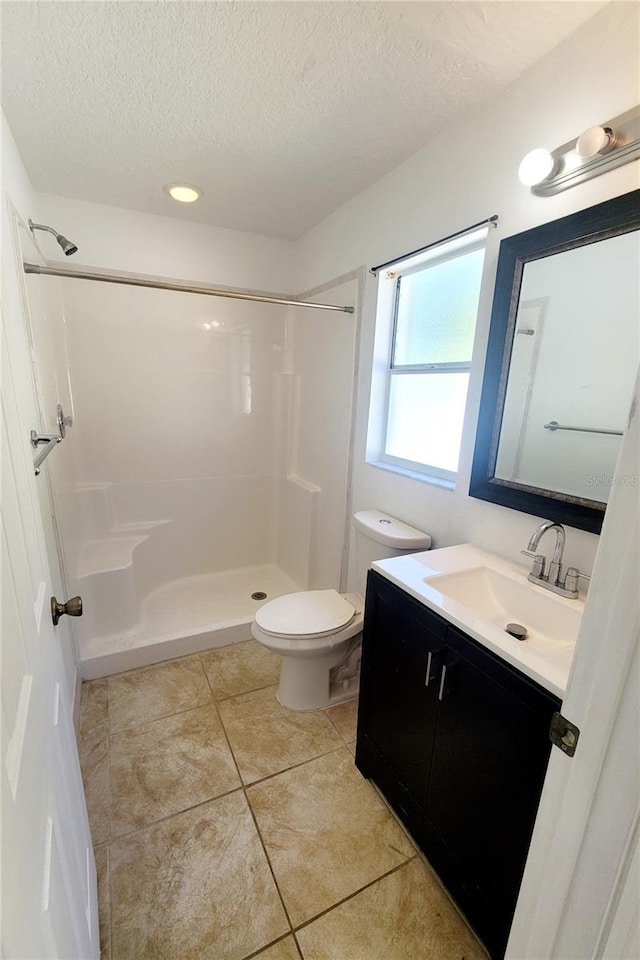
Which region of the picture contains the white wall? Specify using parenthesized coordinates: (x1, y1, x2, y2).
(295, 2, 640, 582)
(35, 192, 294, 292)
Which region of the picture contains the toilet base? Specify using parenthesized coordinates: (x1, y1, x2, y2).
(276, 645, 360, 711)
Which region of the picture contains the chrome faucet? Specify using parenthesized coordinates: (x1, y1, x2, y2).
(528, 521, 566, 584)
(522, 521, 589, 599)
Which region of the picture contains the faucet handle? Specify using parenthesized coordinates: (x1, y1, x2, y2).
(521, 550, 545, 578)
(565, 567, 591, 593)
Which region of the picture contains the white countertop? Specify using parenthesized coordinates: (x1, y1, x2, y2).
(372, 544, 585, 698)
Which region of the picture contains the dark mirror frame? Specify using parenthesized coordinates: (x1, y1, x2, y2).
(470, 189, 640, 535)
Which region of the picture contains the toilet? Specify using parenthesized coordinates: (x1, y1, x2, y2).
(251, 510, 431, 710)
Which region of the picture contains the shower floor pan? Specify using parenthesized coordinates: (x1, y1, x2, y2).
(80, 563, 300, 679)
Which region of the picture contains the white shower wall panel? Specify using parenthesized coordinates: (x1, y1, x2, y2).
(278, 278, 359, 591)
(58, 275, 286, 655)
(64, 282, 284, 483)
(107, 475, 278, 578)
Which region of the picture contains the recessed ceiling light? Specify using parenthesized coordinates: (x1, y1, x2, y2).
(164, 183, 203, 203)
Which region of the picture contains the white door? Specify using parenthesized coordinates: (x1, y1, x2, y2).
(1, 207, 99, 957)
(507, 371, 640, 959)
(16, 219, 80, 704)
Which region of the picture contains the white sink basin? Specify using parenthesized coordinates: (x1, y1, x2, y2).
(372, 544, 586, 697)
(425, 566, 581, 652)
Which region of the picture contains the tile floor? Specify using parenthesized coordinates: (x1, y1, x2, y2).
(79, 640, 488, 960)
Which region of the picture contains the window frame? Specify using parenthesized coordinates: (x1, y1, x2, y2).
(379, 234, 487, 483)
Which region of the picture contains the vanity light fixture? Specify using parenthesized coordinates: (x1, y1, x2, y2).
(575, 125, 616, 158)
(163, 183, 203, 203)
(518, 106, 640, 196)
(518, 148, 556, 187)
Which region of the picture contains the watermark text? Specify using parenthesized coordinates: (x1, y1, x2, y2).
(585, 474, 638, 487)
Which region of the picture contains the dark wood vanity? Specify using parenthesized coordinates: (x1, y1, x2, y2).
(355, 570, 561, 959)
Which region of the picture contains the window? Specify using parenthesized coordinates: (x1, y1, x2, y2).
(373, 227, 487, 484)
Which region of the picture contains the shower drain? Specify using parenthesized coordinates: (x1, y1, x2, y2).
(251, 591, 268, 601)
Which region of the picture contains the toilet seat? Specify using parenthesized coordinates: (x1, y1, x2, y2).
(255, 589, 355, 640)
(251, 589, 365, 709)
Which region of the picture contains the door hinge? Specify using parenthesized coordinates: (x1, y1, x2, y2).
(549, 711, 580, 757)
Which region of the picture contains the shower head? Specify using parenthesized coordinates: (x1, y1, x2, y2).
(56, 234, 78, 256)
(28, 219, 78, 256)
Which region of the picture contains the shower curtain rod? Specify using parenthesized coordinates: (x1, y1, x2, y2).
(23, 262, 355, 314)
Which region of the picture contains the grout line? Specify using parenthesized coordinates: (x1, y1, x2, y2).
(87, 687, 113, 960)
(207, 675, 297, 946)
(101, 656, 246, 845)
(105, 722, 113, 849)
(105, 784, 245, 844)
(210, 699, 246, 797)
(106, 669, 215, 736)
(322, 704, 357, 747)
(244, 785, 295, 933)
(105, 841, 113, 960)
(242, 742, 347, 791)
(201, 671, 297, 936)
(240, 931, 299, 960)
(368, 780, 419, 855)
(412, 846, 489, 953)
(99, 648, 206, 682)
(208, 680, 281, 703)
(323, 707, 346, 741)
(101, 738, 350, 847)
(197, 646, 282, 704)
(292, 929, 304, 959)
(107, 694, 215, 738)
(291, 855, 418, 935)
(217, 696, 297, 936)
(200, 657, 246, 791)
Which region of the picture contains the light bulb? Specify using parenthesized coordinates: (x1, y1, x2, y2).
(163, 183, 202, 203)
(518, 148, 555, 187)
(576, 126, 613, 158)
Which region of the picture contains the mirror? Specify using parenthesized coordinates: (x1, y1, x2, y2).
(470, 190, 640, 534)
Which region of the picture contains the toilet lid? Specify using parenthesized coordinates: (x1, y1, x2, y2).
(255, 589, 355, 637)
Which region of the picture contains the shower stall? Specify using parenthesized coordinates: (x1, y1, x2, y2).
(20, 218, 359, 678)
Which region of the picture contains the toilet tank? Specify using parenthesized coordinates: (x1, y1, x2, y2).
(352, 510, 431, 596)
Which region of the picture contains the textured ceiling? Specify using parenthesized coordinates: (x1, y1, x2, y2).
(2, 1, 606, 239)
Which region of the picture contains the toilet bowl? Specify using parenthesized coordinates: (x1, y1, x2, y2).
(252, 589, 363, 710)
(251, 510, 431, 711)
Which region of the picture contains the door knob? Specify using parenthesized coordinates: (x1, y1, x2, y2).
(51, 595, 83, 626)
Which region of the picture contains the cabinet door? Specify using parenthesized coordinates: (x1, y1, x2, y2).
(424, 627, 560, 956)
(356, 571, 446, 815)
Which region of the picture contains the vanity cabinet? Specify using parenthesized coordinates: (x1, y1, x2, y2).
(357, 567, 446, 824)
(355, 571, 561, 959)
